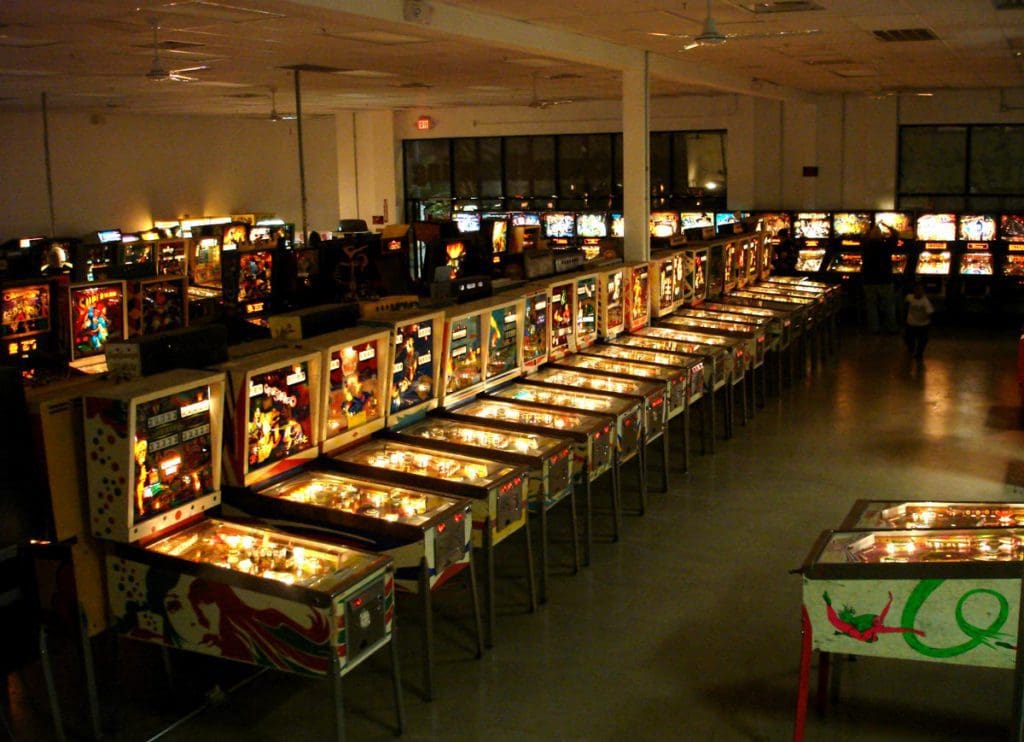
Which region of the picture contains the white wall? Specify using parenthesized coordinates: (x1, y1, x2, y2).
(0, 112, 339, 238)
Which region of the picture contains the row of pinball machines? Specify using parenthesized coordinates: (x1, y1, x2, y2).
(762, 210, 1024, 312)
(793, 498, 1024, 740)
(0, 216, 401, 383)
(10, 237, 841, 738)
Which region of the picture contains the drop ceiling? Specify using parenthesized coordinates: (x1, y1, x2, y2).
(0, 0, 1020, 116)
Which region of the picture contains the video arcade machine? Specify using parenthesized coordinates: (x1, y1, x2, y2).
(827, 212, 873, 282)
(595, 264, 627, 340)
(792, 212, 831, 276)
(221, 245, 276, 334)
(542, 211, 584, 274)
(954, 213, 998, 310)
(609, 212, 625, 256)
(999, 214, 1024, 312)
(913, 213, 957, 302)
(649, 211, 680, 251)
(481, 212, 509, 278)
(575, 212, 612, 263)
(82, 369, 402, 738)
(679, 212, 715, 240)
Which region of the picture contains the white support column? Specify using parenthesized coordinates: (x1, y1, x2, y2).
(622, 53, 650, 263)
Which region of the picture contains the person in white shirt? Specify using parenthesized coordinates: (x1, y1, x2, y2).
(904, 283, 934, 360)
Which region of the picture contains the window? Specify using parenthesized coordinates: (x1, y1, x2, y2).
(402, 129, 727, 221)
(898, 124, 1024, 211)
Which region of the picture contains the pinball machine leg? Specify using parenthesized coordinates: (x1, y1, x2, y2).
(611, 457, 622, 542)
(484, 524, 495, 649)
(467, 551, 484, 659)
(78, 605, 102, 742)
(331, 653, 347, 742)
(761, 358, 769, 405)
(522, 510, 537, 614)
(660, 427, 670, 493)
(38, 624, 66, 742)
(638, 441, 649, 512)
(538, 500, 549, 605)
(682, 404, 691, 473)
(815, 651, 830, 716)
(567, 484, 580, 575)
(388, 627, 405, 736)
(794, 605, 813, 742)
(583, 475, 593, 568)
(160, 644, 175, 692)
(419, 561, 434, 702)
(828, 652, 843, 705)
(708, 391, 717, 453)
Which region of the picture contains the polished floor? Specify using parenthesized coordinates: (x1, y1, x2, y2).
(7, 323, 1024, 741)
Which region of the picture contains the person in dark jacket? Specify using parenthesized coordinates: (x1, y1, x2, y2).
(861, 224, 896, 333)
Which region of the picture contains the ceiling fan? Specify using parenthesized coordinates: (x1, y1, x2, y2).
(268, 86, 296, 121)
(527, 73, 574, 109)
(651, 0, 821, 51)
(145, 17, 208, 82)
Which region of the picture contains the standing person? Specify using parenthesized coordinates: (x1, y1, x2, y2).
(861, 225, 897, 333)
(904, 283, 934, 360)
(771, 229, 798, 276)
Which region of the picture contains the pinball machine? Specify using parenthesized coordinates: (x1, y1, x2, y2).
(587, 341, 709, 460)
(595, 264, 627, 340)
(872, 212, 915, 280)
(649, 249, 679, 318)
(913, 213, 957, 302)
(66, 280, 127, 374)
(392, 415, 575, 604)
(526, 366, 669, 497)
(322, 437, 533, 648)
(678, 246, 710, 307)
(954, 214, 998, 310)
(753, 212, 792, 280)
(661, 312, 767, 408)
(638, 325, 749, 425)
(794, 522, 1024, 741)
(518, 283, 550, 374)
(826, 212, 873, 284)
(999, 214, 1024, 312)
(81, 369, 401, 738)
(444, 396, 613, 568)
(125, 276, 188, 338)
(573, 272, 599, 352)
(302, 326, 390, 455)
(545, 274, 577, 361)
(359, 308, 444, 427)
(793, 212, 832, 277)
(439, 300, 488, 408)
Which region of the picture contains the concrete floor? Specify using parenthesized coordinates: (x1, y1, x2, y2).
(6, 324, 1024, 741)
